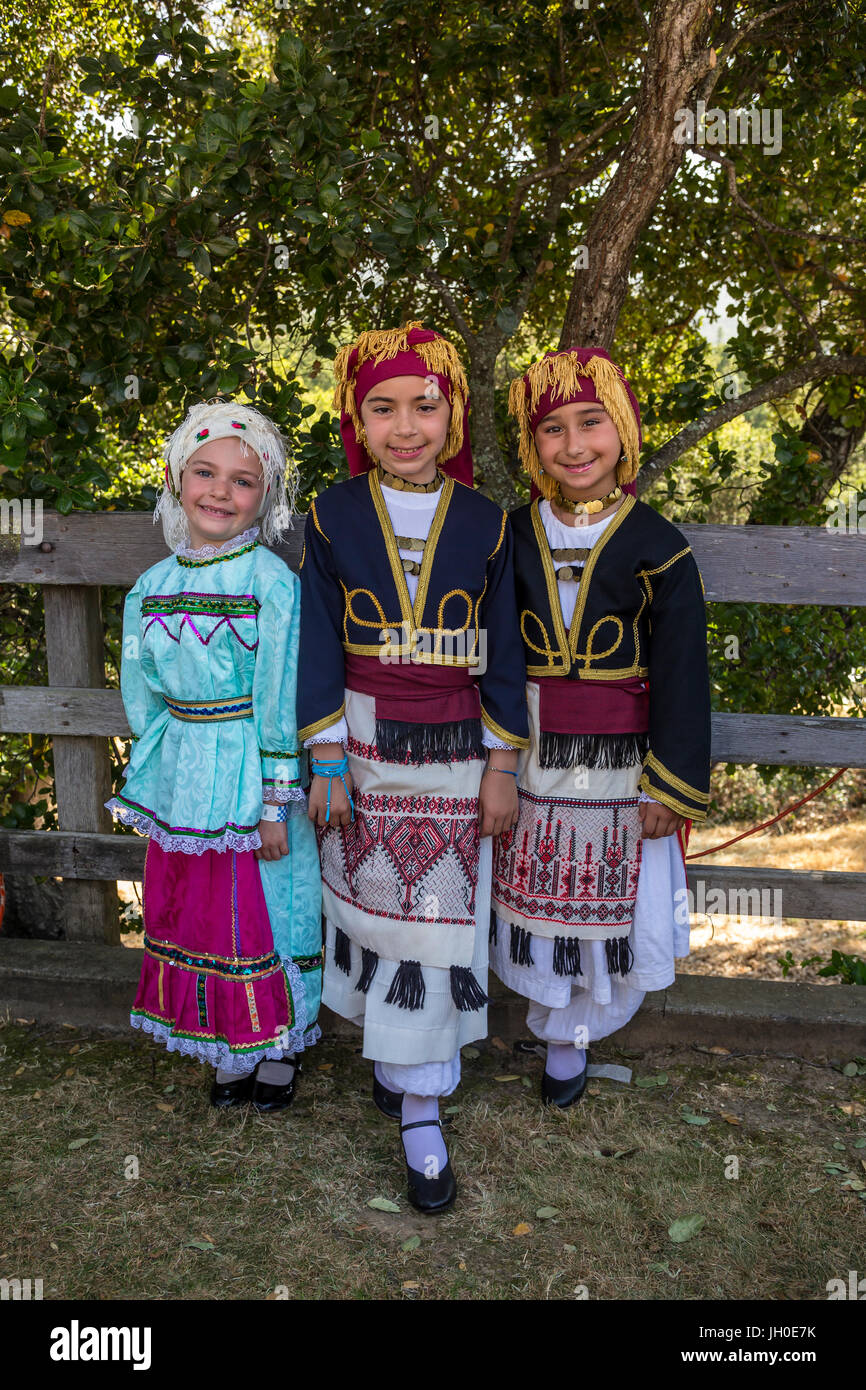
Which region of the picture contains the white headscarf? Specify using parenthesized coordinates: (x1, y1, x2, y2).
(154, 399, 298, 551)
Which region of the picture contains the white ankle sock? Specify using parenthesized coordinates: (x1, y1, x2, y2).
(401, 1093, 448, 1175)
(256, 1057, 298, 1085)
(545, 1043, 586, 1081)
(215, 1064, 256, 1085)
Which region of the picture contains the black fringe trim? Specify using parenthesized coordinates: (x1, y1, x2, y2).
(450, 966, 488, 1013)
(510, 922, 534, 967)
(538, 730, 649, 771)
(489, 915, 498, 946)
(605, 936, 634, 976)
(384, 959, 426, 1011)
(334, 926, 352, 975)
(355, 947, 379, 995)
(552, 935, 583, 977)
(374, 716, 483, 765)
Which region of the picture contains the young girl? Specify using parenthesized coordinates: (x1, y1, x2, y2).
(297, 322, 528, 1211)
(107, 400, 322, 1111)
(491, 347, 711, 1106)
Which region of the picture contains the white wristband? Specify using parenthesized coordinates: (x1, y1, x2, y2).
(261, 803, 289, 823)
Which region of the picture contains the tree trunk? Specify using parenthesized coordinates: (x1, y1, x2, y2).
(559, 0, 712, 350)
(468, 330, 520, 509)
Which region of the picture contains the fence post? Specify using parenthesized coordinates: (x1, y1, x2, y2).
(43, 585, 119, 944)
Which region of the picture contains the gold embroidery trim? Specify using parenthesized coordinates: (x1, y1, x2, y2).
(574, 615, 624, 668)
(310, 500, 330, 543)
(298, 703, 346, 742)
(530, 500, 571, 673)
(412, 474, 454, 627)
(481, 705, 530, 749)
(638, 545, 691, 603)
(567, 492, 635, 659)
(644, 751, 710, 803)
(639, 773, 708, 820)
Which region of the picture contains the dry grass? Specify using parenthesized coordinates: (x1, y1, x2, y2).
(682, 814, 866, 984)
(1, 1020, 864, 1301)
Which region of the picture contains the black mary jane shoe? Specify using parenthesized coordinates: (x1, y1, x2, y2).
(541, 1064, 588, 1110)
(373, 1071, 404, 1120)
(400, 1119, 457, 1215)
(210, 1070, 257, 1110)
(251, 1058, 300, 1114)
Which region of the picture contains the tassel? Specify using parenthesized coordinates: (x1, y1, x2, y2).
(355, 947, 379, 994)
(605, 936, 634, 976)
(552, 935, 583, 977)
(489, 915, 498, 946)
(509, 922, 534, 967)
(538, 731, 649, 772)
(374, 716, 483, 765)
(450, 966, 488, 1013)
(334, 927, 352, 976)
(384, 959, 426, 1011)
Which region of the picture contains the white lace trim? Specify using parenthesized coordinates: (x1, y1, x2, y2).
(130, 1015, 321, 1071)
(261, 785, 307, 809)
(105, 799, 262, 854)
(174, 525, 261, 560)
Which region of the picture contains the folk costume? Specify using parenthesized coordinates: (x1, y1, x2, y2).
(297, 324, 529, 1110)
(107, 402, 322, 1090)
(490, 349, 711, 1083)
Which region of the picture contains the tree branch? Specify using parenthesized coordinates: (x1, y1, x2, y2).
(638, 354, 866, 492)
(695, 146, 866, 249)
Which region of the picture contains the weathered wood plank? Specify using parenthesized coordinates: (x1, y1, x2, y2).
(43, 587, 119, 945)
(0, 687, 130, 735)
(710, 712, 865, 767)
(0, 511, 304, 585)
(1, 695, 862, 767)
(685, 864, 866, 923)
(2, 828, 863, 921)
(1, 513, 865, 605)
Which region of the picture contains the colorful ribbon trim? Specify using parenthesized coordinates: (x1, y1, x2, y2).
(163, 694, 254, 722)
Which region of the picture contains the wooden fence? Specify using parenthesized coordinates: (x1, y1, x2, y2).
(0, 511, 864, 944)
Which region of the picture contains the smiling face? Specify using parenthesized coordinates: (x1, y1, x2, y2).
(534, 400, 622, 503)
(180, 435, 265, 550)
(359, 374, 451, 484)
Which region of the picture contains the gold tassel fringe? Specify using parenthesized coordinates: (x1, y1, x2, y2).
(507, 351, 640, 492)
(333, 321, 468, 464)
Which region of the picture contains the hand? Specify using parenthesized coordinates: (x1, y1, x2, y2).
(308, 769, 355, 829)
(639, 799, 685, 840)
(256, 817, 290, 860)
(478, 767, 519, 838)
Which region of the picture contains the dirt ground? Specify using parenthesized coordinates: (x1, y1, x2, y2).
(1, 1019, 864, 1301)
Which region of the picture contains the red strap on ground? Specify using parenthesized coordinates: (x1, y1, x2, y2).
(685, 767, 850, 861)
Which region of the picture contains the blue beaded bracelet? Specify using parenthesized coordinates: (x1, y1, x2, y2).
(489, 767, 518, 777)
(311, 756, 355, 822)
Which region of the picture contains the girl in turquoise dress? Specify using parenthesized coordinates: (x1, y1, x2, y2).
(107, 400, 322, 1110)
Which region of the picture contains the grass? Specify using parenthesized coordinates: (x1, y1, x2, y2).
(1, 1019, 864, 1300)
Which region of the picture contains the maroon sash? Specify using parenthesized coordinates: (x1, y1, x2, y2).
(532, 675, 649, 735)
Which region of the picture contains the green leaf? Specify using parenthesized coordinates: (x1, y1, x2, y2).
(401, 1235, 421, 1251)
(682, 1112, 710, 1126)
(67, 1136, 95, 1150)
(535, 1206, 559, 1219)
(185, 1239, 217, 1252)
(461, 1046, 480, 1059)
(367, 1197, 401, 1213)
(842, 1061, 859, 1076)
(668, 1214, 706, 1243)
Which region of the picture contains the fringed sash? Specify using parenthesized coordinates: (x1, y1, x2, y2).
(344, 652, 482, 761)
(532, 675, 649, 770)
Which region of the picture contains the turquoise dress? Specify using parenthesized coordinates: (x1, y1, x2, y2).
(107, 526, 322, 1069)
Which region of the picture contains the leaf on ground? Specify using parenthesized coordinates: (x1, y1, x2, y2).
(401, 1236, 421, 1251)
(490, 1036, 509, 1052)
(521, 1076, 533, 1088)
(562, 1243, 577, 1254)
(512, 1222, 532, 1236)
(495, 1074, 519, 1082)
(461, 1047, 480, 1060)
(838, 1102, 864, 1116)
(708, 1046, 730, 1055)
(155, 1103, 174, 1113)
(402, 1280, 420, 1290)
(720, 1112, 741, 1125)
(185, 1239, 216, 1251)
(853, 1138, 866, 1148)
(64, 1068, 75, 1077)
(67, 1137, 95, 1150)
(367, 1197, 401, 1213)
(317, 1063, 333, 1071)
(668, 1214, 706, 1243)
(635, 1073, 667, 1088)
(682, 1112, 710, 1125)
(842, 1061, 859, 1076)
(536, 1206, 559, 1219)
(443, 1105, 460, 1115)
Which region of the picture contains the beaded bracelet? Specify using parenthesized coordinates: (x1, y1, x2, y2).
(489, 767, 518, 777)
(311, 755, 356, 822)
